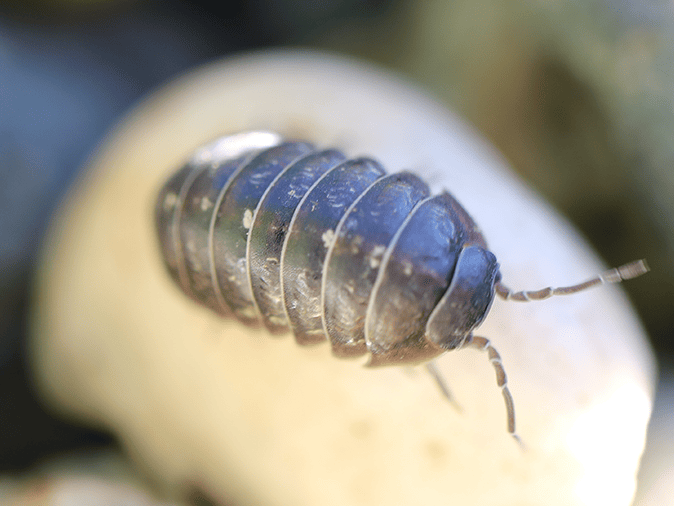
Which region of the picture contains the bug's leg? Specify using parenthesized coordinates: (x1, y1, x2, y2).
(466, 335, 523, 447)
(495, 259, 648, 302)
(425, 361, 462, 412)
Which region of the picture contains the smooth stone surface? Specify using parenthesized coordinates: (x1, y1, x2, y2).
(634, 371, 674, 506)
(29, 49, 655, 506)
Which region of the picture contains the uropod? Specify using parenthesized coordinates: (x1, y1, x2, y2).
(156, 130, 648, 443)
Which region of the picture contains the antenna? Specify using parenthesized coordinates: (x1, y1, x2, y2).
(495, 260, 649, 302)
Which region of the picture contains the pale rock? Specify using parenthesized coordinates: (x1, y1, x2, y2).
(29, 50, 655, 506)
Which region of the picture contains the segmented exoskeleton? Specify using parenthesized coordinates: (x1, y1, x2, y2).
(156, 131, 648, 444)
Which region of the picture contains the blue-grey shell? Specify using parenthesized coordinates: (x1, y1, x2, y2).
(156, 131, 500, 367)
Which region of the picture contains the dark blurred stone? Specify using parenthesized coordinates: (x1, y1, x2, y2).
(0, 355, 116, 471)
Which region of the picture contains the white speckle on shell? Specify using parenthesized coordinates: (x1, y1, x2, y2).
(369, 245, 386, 269)
(200, 196, 212, 212)
(321, 229, 335, 249)
(242, 209, 254, 229)
(163, 193, 178, 211)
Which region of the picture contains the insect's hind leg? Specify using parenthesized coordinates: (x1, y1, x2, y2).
(466, 335, 523, 447)
(425, 361, 462, 412)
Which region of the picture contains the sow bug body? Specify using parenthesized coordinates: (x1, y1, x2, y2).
(156, 130, 649, 442)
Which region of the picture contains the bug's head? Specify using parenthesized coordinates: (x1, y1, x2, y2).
(425, 246, 500, 350)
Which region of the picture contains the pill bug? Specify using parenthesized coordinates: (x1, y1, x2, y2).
(156, 130, 648, 443)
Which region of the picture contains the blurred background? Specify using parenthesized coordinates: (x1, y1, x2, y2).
(0, 0, 672, 503)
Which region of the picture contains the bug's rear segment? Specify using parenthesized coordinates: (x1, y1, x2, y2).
(156, 131, 649, 444)
(156, 131, 284, 313)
